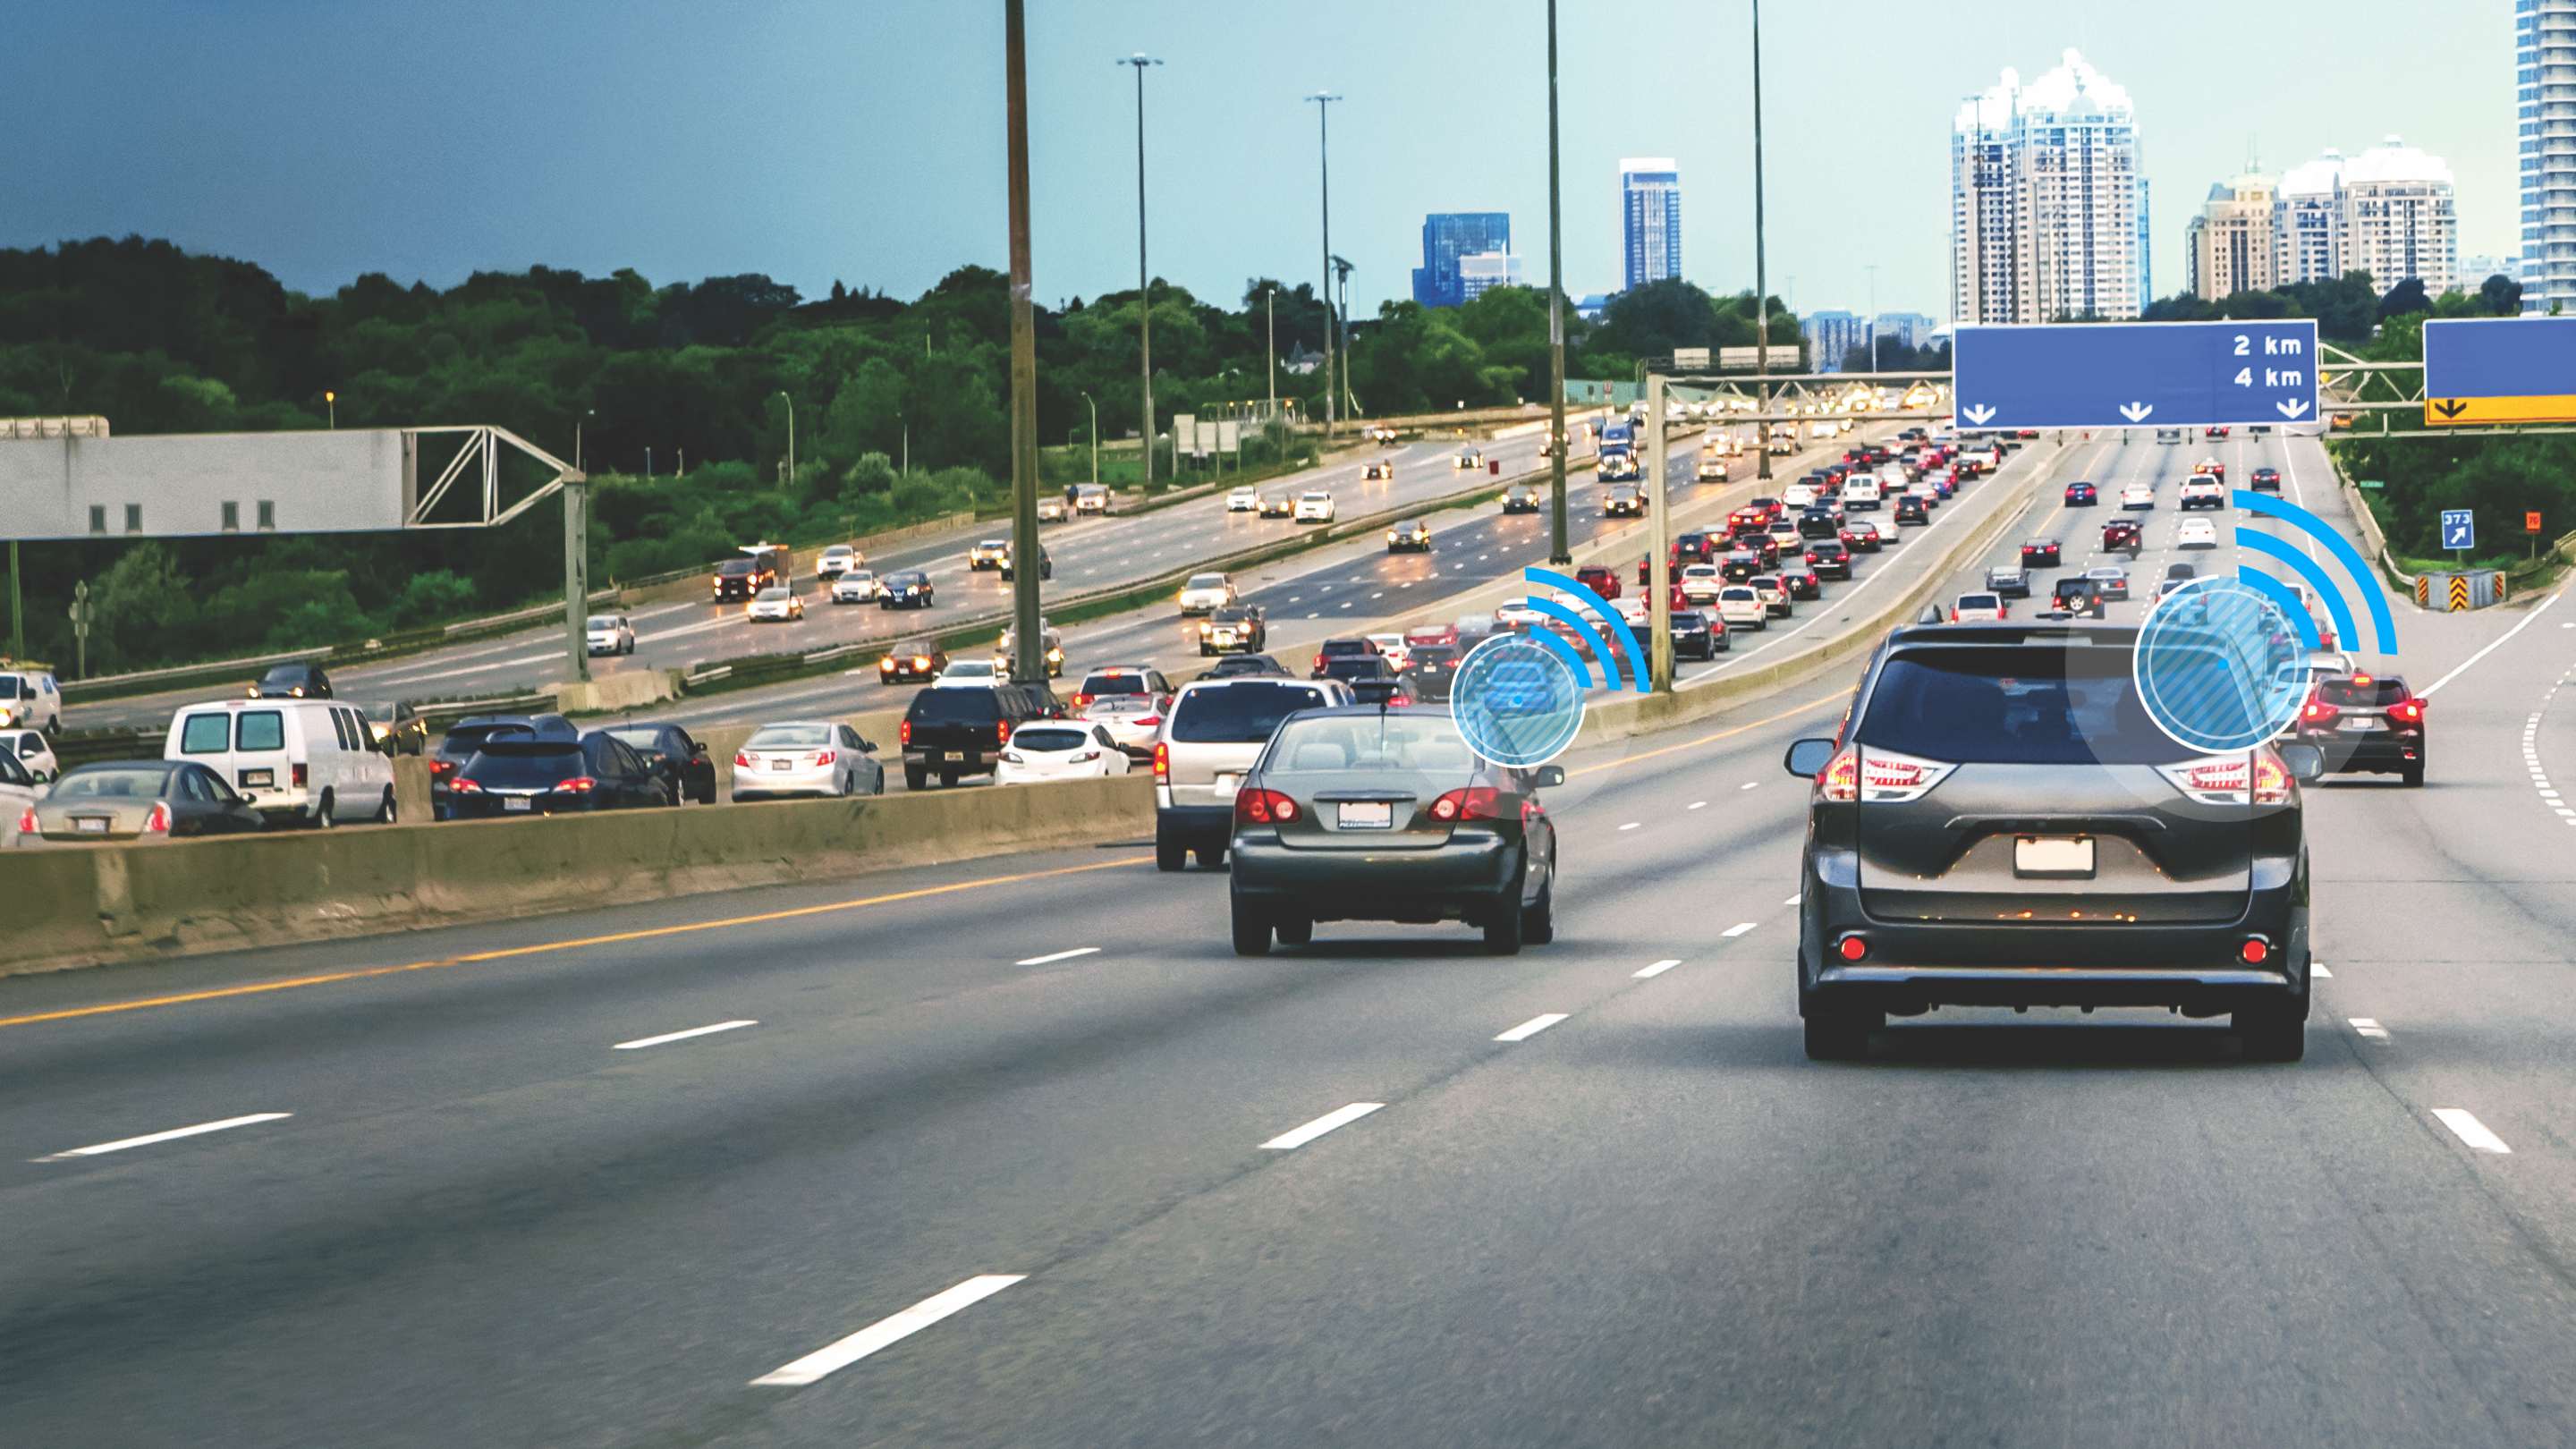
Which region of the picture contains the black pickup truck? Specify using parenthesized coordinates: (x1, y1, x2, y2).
(899, 683, 1063, 790)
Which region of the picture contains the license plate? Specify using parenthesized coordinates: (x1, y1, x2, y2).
(75, 817, 109, 834)
(242, 768, 274, 787)
(945, 750, 966, 762)
(503, 797, 532, 813)
(2340, 717, 2382, 733)
(2014, 835, 2095, 879)
(772, 759, 792, 770)
(1336, 801, 1394, 829)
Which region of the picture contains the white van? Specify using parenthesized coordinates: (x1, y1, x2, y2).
(164, 697, 396, 827)
(1842, 473, 1885, 511)
(0, 669, 62, 734)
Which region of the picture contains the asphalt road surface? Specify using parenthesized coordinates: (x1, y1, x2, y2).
(10, 428, 2573, 1447)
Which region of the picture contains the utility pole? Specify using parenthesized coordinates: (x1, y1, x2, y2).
(1545, 0, 1571, 564)
(1307, 92, 1342, 438)
(1646, 372, 1673, 692)
(1333, 255, 1355, 419)
(1119, 53, 1162, 494)
(1751, 0, 1774, 482)
(1266, 284, 1277, 420)
(68, 580, 90, 681)
(1005, 0, 1044, 686)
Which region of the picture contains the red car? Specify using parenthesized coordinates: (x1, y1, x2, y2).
(1842, 521, 1885, 553)
(1572, 564, 1622, 601)
(2101, 519, 2143, 554)
(2020, 538, 2063, 567)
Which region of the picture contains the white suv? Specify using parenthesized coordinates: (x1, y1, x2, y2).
(2179, 477, 2226, 510)
(1292, 490, 1337, 523)
(1155, 677, 1353, 870)
(1226, 486, 1259, 513)
(0, 669, 63, 734)
(1177, 572, 1236, 614)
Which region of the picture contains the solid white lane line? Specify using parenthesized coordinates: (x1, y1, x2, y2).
(750, 1275, 1028, 1387)
(1633, 958, 1682, 979)
(1619, 821, 1642, 832)
(38, 1113, 292, 1162)
(2349, 1017, 2391, 1041)
(1495, 1013, 1570, 1043)
(1260, 1102, 1385, 1150)
(2433, 1108, 2512, 1155)
(614, 1020, 758, 1051)
(1722, 922, 1758, 937)
(2421, 588, 2564, 697)
(1015, 946, 1101, 967)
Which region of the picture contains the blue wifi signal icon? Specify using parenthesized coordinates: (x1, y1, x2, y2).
(1519, 567, 1652, 693)
(2229, 490, 2398, 656)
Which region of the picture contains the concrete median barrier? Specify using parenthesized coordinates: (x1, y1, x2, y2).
(0, 774, 1149, 977)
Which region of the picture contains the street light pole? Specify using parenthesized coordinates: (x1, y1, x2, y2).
(1007, 0, 1044, 685)
(1119, 53, 1163, 494)
(1751, 0, 1774, 482)
(1865, 264, 1879, 372)
(1307, 92, 1342, 439)
(324, 390, 336, 429)
(574, 408, 593, 473)
(1545, 0, 1570, 564)
(1332, 255, 1354, 420)
(1265, 284, 1277, 420)
(1080, 390, 1099, 485)
(775, 390, 795, 488)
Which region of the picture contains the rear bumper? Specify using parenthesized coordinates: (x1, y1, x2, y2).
(734, 767, 839, 798)
(907, 749, 994, 775)
(1230, 833, 1520, 921)
(2297, 730, 2423, 771)
(1158, 803, 1233, 849)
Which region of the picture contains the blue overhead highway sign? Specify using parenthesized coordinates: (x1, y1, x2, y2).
(2422, 317, 2576, 425)
(2440, 510, 2475, 550)
(1952, 320, 2320, 430)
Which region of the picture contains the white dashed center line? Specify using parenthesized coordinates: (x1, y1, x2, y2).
(37, 1113, 293, 1162)
(1687, 800, 1708, 809)
(1783, 893, 1802, 906)
(750, 1275, 1027, 1387)
(1015, 947, 1100, 967)
(1739, 781, 1758, 791)
(2433, 1108, 2512, 1155)
(1722, 922, 1758, 937)
(614, 1021, 758, 1050)
(1260, 1102, 1385, 1150)
(1619, 821, 1641, 832)
(1495, 1013, 1570, 1043)
(1633, 958, 1682, 979)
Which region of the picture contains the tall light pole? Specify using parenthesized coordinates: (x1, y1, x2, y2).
(574, 408, 594, 473)
(1265, 284, 1277, 419)
(775, 389, 795, 487)
(1544, 0, 1570, 564)
(1006, 0, 1044, 684)
(1332, 254, 1354, 419)
(1118, 53, 1163, 492)
(1750, 0, 1774, 481)
(1079, 389, 1099, 485)
(324, 390, 337, 429)
(1307, 91, 1342, 438)
(1865, 264, 1880, 372)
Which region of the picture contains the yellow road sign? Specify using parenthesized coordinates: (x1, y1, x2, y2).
(2425, 394, 2576, 425)
(2448, 576, 2471, 612)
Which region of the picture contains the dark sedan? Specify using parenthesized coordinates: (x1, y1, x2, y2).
(445, 730, 674, 818)
(249, 661, 333, 699)
(598, 722, 720, 804)
(1806, 539, 1854, 580)
(877, 569, 936, 609)
(2063, 481, 2098, 506)
(1206, 653, 1292, 678)
(21, 760, 267, 843)
(2020, 538, 2063, 568)
(1228, 707, 1562, 955)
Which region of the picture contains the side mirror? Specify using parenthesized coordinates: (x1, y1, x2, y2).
(857, 739, 877, 754)
(1784, 738, 1837, 778)
(2276, 742, 2326, 783)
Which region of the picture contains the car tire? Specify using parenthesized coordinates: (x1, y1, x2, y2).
(1802, 996, 1878, 1061)
(1481, 888, 1525, 955)
(1275, 916, 1314, 946)
(903, 764, 928, 792)
(313, 790, 336, 829)
(2402, 760, 2426, 788)
(1230, 897, 1272, 956)
(376, 789, 396, 825)
(1156, 835, 1187, 872)
(2234, 998, 2308, 1063)
(1194, 843, 1226, 870)
(1521, 873, 1556, 945)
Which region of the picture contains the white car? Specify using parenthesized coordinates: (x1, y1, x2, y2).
(1075, 484, 1112, 515)
(746, 586, 805, 622)
(830, 569, 881, 604)
(585, 613, 636, 656)
(1610, 598, 1648, 627)
(0, 669, 62, 734)
(1715, 585, 1768, 630)
(1037, 496, 1068, 522)
(2176, 517, 2220, 549)
(1366, 633, 1412, 671)
(732, 721, 885, 800)
(1292, 490, 1337, 523)
(1495, 600, 1547, 631)
(1226, 486, 1259, 513)
(934, 659, 1004, 688)
(2180, 478, 2226, 510)
(1177, 572, 1236, 614)
(1780, 482, 1816, 508)
(1951, 592, 2009, 622)
(817, 544, 862, 579)
(2119, 484, 2156, 510)
(1679, 564, 1725, 604)
(996, 721, 1134, 785)
(3, 727, 60, 783)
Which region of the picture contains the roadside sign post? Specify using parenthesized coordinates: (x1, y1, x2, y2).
(67, 579, 91, 681)
(2441, 509, 2475, 568)
(2530, 510, 2546, 564)
(1646, 373, 1673, 692)
(1952, 320, 2320, 429)
(6, 538, 21, 661)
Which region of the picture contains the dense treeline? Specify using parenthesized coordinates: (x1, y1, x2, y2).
(0, 237, 1794, 674)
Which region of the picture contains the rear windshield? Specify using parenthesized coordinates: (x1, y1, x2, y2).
(1013, 726, 1089, 751)
(464, 744, 586, 788)
(1323, 657, 1393, 682)
(718, 561, 754, 575)
(1264, 715, 1476, 776)
(440, 722, 526, 757)
(749, 724, 832, 749)
(1080, 674, 1152, 697)
(2318, 677, 2409, 708)
(908, 690, 1002, 724)
(1857, 648, 2196, 765)
(57, 767, 175, 799)
(602, 727, 665, 750)
(1187, 574, 1227, 589)
(1318, 640, 1372, 658)
(1171, 682, 1332, 744)
(1956, 595, 2001, 610)
(588, 616, 621, 630)
(236, 711, 284, 751)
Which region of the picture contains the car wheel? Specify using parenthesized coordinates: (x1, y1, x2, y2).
(2234, 998, 2308, 1063)
(1802, 996, 1878, 1061)
(1481, 888, 1525, 955)
(903, 764, 928, 791)
(313, 790, 336, 829)
(1275, 916, 1314, 946)
(376, 789, 397, 825)
(1230, 896, 1273, 956)
(1194, 843, 1226, 870)
(2402, 760, 2426, 787)
(1156, 834, 1187, 872)
(1521, 873, 1556, 945)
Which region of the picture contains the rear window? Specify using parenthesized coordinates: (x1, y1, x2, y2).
(1171, 682, 1331, 744)
(749, 724, 832, 749)
(2318, 678, 2409, 708)
(177, 714, 232, 755)
(907, 690, 1003, 724)
(1318, 640, 1373, 658)
(1265, 715, 1476, 775)
(1857, 648, 2195, 766)
(1956, 595, 2001, 610)
(1013, 726, 1090, 752)
(58, 767, 176, 798)
(440, 722, 525, 757)
(1324, 657, 1394, 682)
(1186, 573, 1227, 589)
(602, 727, 664, 750)
(1080, 673, 1152, 698)
(236, 711, 285, 751)
(464, 744, 586, 789)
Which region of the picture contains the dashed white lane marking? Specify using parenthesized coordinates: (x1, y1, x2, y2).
(2349, 1017, 2391, 1041)
(1633, 958, 1682, 979)
(1738, 781, 1758, 791)
(1288, 596, 1302, 604)
(1619, 821, 1641, 832)
(2313, 962, 2334, 979)
(1339, 601, 1352, 609)
(1722, 922, 1758, 937)
(750, 1275, 1028, 1387)
(1688, 801, 1708, 810)
(2433, 1108, 2512, 1155)
(614, 1020, 758, 1050)
(1015, 947, 1100, 967)
(1783, 893, 1803, 906)
(37, 1113, 293, 1162)
(1369, 591, 1384, 600)
(1495, 1013, 1571, 1043)
(1260, 1102, 1385, 1150)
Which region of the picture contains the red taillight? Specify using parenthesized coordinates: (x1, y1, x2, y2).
(1070, 693, 1093, 709)
(1152, 741, 1169, 782)
(17, 806, 38, 835)
(450, 778, 484, 793)
(143, 802, 172, 834)
(430, 759, 455, 778)
(1428, 785, 1505, 822)
(2298, 700, 2337, 726)
(2157, 753, 2292, 805)
(1836, 935, 1868, 962)
(814, 750, 837, 767)
(2240, 937, 2271, 965)
(555, 776, 597, 794)
(1131, 714, 1162, 728)
(1949, 608, 1960, 622)
(736, 750, 754, 768)
(899, 720, 912, 748)
(291, 763, 309, 788)
(1314, 654, 1327, 673)
(2387, 699, 2425, 725)
(1234, 787, 1300, 825)
(996, 719, 1012, 746)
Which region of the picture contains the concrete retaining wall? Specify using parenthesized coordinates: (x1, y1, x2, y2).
(0, 775, 1150, 976)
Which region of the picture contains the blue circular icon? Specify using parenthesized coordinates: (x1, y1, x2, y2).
(2134, 578, 2309, 754)
(1453, 633, 1587, 768)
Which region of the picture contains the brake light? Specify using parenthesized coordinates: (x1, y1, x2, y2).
(1234, 787, 1300, 825)
(899, 720, 912, 748)
(555, 776, 597, 794)
(2298, 699, 2337, 726)
(996, 719, 1012, 746)
(1428, 786, 1505, 821)
(814, 750, 837, 767)
(450, 778, 484, 793)
(2157, 752, 2293, 805)
(292, 763, 309, 788)
(1836, 935, 1868, 962)
(1153, 741, 1169, 781)
(737, 751, 754, 768)
(2240, 937, 2271, 965)
(1131, 715, 1161, 728)
(2387, 698, 2425, 725)
(430, 759, 456, 778)
(1071, 693, 1092, 709)
(143, 801, 172, 834)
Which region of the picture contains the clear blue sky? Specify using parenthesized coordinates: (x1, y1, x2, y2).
(6, 0, 2517, 323)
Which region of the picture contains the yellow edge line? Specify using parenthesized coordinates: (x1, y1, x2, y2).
(0, 854, 1150, 1030)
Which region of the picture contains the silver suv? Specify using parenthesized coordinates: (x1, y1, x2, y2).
(1155, 676, 1353, 870)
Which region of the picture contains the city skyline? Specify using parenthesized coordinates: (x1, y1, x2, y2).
(0, 1, 2523, 325)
